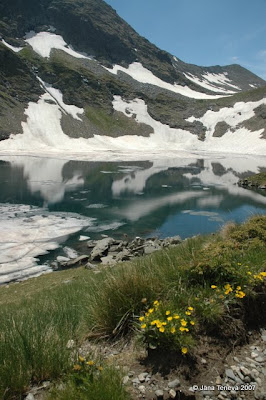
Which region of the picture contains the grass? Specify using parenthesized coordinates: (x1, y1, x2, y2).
(47, 362, 130, 400)
(243, 172, 266, 187)
(0, 216, 265, 399)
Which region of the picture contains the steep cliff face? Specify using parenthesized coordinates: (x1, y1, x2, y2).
(0, 0, 265, 155)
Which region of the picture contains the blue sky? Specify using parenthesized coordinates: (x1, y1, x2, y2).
(105, 0, 266, 80)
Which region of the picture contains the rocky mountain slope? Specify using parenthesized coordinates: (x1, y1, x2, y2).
(0, 0, 266, 157)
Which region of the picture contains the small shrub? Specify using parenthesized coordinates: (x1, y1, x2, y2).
(138, 300, 195, 354)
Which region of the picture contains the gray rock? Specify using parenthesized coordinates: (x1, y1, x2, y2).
(25, 394, 35, 400)
(169, 389, 176, 398)
(155, 389, 164, 399)
(122, 376, 129, 385)
(132, 378, 140, 384)
(85, 262, 97, 269)
(138, 385, 146, 393)
(138, 373, 148, 382)
(163, 235, 182, 246)
(90, 237, 115, 261)
(144, 244, 159, 255)
(100, 255, 116, 265)
(168, 378, 180, 388)
(87, 240, 97, 248)
(240, 366, 251, 376)
(128, 371, 135, 377)
(56, 255, 70, 263)
(230, 390, 237, 398)
(66, 255, 89, 267)
(255, 356, 265, 363)
(225, 369, 237, 381)
(115, 249, 132, 262)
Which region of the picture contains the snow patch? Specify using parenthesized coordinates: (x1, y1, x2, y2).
(184, 72, 238, 94)
(1, 91, 266, 159)
(187, 98, 266, 142)
(1, 39, 23, 52)
(201, 72, 240, 90)
(0, 204, 94, 284)
(38, 78, 84, 121)
(105, 62, 228, 99)
(25, 31, 90, 59)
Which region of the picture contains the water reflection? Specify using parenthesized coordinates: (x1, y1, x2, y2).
(0, 154, 266, 283)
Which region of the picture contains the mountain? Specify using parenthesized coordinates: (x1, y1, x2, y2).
(0, 0, 266, 157)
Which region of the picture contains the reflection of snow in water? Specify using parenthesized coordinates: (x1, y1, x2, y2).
(119, 191, 207, 221)
(182, 209, 224, 222)
(86, 204, 107, 209)
(0, 204, 94, 284)
(0, 156, 84, 204)
(85, 221, 125, 232)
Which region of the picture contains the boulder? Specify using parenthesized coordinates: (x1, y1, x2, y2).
(65, 255, 89, 267)
(90, 237, 115, 261)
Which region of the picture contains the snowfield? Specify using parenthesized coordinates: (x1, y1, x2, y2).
(25, 31, 91, 59)
(0, 80, 265, 159)
(183, 72, 240, 94)
(105, 62, 229, 99)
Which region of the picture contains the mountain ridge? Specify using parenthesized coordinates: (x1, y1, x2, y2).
(0, 0, 266, 156)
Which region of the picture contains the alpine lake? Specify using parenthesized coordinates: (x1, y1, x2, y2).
(0, 153, 266, 283)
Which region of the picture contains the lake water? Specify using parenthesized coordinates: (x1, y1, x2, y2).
(1, 153, 266, 284)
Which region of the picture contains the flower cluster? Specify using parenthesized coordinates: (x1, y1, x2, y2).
(139, 300, 195, 354)
(73, 355, 103, 383)
(211, 283, 246, 299)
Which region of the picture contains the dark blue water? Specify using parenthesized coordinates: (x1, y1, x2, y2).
(0, 154, 266, 278)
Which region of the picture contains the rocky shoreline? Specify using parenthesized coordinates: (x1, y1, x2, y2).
(51, 234, 183, 271)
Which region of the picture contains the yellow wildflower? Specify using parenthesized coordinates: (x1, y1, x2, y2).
(73, 364, 82, 371)
(159, 327, 165, 333)
(162, 322, 167, 326)
(151, 320, 157, 326)
(236, 286, 241, 291)
(211, 285, 217, 289)
(79, 356, 85, 362)
(167, 316, 173, 321)
(181, 319, 187, 327)
(156, 321, 162, 328)
(98, 366, 103, 371)
(190, 321, 195, 326)
(148, 308, 154, 314)
(188, 306, 194, 311)
(141, 324, 147, 329)
(139, 316, 145, 322)
(165, 311, 171, 315)
(235, 291, 245, 299)
(173, 314, 180, 319)
(247, 271, 252, 275)
(153, 300, 159, 306)
(171, 327, 176, 334)
(181, 347, 188, 354)
(179, 327, 186, 332)
(185, 311, 191, 316)
(260, 272, 266, 277)
(145, 312, 149, 317)
(87, 360, 94, 366)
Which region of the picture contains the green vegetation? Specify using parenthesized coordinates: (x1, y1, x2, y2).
(85, 106, 151, 136)
(245, 172, 266, 186)
(47, 357, 129, 400)
(0, 215, 266, 399)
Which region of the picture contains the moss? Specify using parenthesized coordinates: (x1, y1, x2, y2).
(85, 106, 152, 137)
